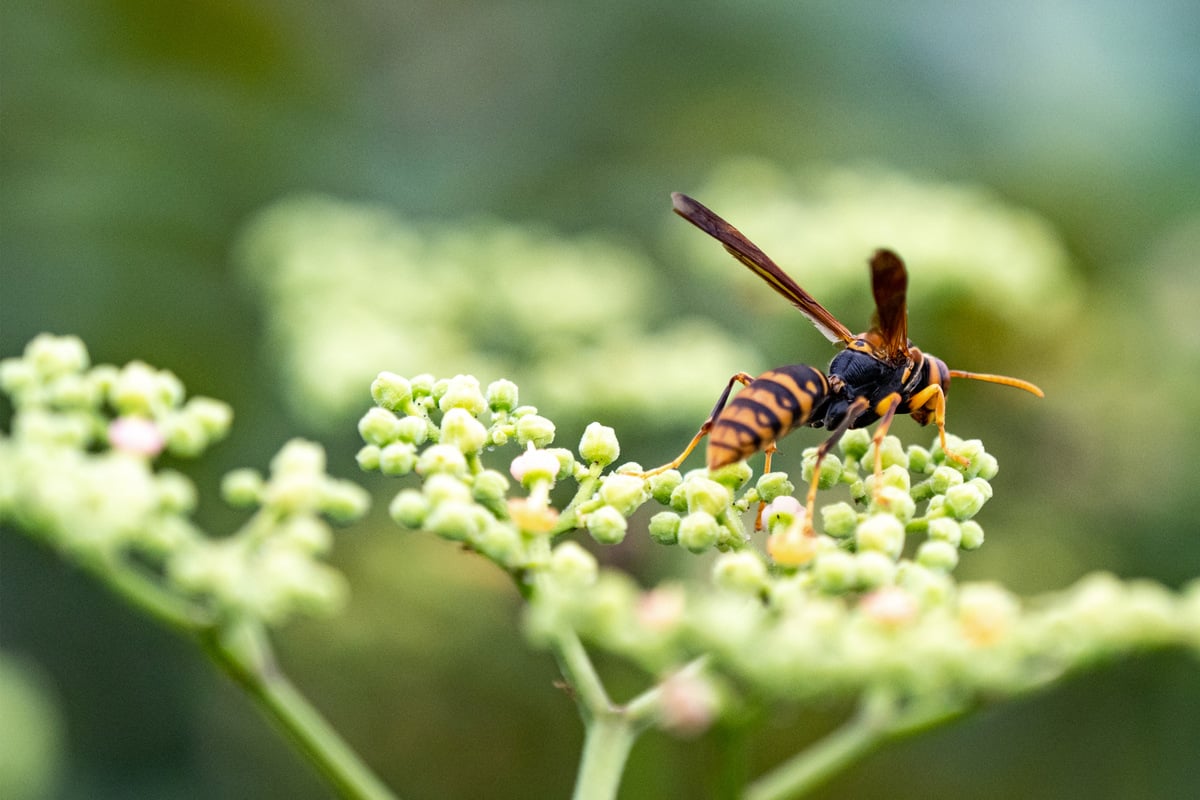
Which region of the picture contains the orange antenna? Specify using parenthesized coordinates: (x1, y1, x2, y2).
(948, 370, 1044, 398)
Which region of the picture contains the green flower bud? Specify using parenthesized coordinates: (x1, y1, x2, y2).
(279, 516, 334, 554)
(416, 444, 468, 477)
(155, 470, 196, 514)
(409, 373, 436, 399)
(930, 465, 964, 494)
(668, 482, 690, 513)
(897, 562, 954, 607)
(579, 422, 620, 466)
(221, 468, 263, 507)
(647, 470, 683, 506)
(856, 513, 905, 559)
(926, 517, 962, 547)
(713, 551, 768, 594)
(813, 550, 857, 593)
(870, 485, 916, 523)
(510, 445, 561, 486)
(550, 542, 598, 587)
(907, 445, 931, 473)
(438, 375, 488, 416)
(762, 496, 804, 531)
(515, 413, 556, 447)
(866, 436, 908, 471)
(840, 428, 871, 461)
(959, 520, 985, 550)
(917, 539, 960, 572)
(976, 453, 999, 480)
(0, 357, 36, 398)
(441, 407, 488, 454)
(587, 505, 628, 544)
(945, 482, 986, 520)
(756, 472, 795, 503)
(868, 464, 911, 493)
(161, 412, 208, 458)
(48, 372, 101, 409)
(802, 450, 843, 489)
(678, 511, 720, 553)
(395, 415, 429, 446)
(854, 550, 897, 589)
(371, 371, 412, 411)
(649, 511, 681, 545)
(358, 407, 403, 446)
(708, 461, 753, 490)
(820, 501, 859, 538)
(472, 469, 510, 504)
(378, 442, 418, 475)
(474, 520, 522, 567)
(431, 377, 450, 403)
(355, 444, 381, 471)
(185, 396, 233, 439)
(110, 362, 181, 416)
(684, 477, 731, 516)
(425, 500, 484, 541)
(958, 582, 1019, 645)
(26, 333, 90, 377)
(486, 379, 519, 413)
(547, 448, 577, 480)
(423, 473, 473, 505)
(599, 474, 648, 516)
(968, 477, 993, 501)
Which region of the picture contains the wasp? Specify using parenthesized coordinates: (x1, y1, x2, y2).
(643, 193, 1044, 533)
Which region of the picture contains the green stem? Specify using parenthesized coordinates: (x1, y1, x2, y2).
(202, 623, 398, 800)
(572, 712, 639, 800)
(89, 556, 212, 631)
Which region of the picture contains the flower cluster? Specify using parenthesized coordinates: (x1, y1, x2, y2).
(1, 335, 367, 627)
(366, 373, 1200, 734)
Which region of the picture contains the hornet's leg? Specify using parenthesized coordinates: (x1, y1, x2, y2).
(634, 372, 755, 478)
(802, 395, 871, 535)
(905, 383, 969, 467)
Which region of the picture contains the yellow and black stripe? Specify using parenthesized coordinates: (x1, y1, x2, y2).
(707, 365, 829, 469)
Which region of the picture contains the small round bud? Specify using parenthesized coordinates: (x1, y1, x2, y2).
(355, 444, 381, 471)
(440, 407, 488, 454)
(930, 465, 964, 494)
(916, 539, 960, 572)
(767, 522, 820, 567)
(684, 477, 731, 516)
(415, 444, 468, 477)
(221, 468, 263, 507)
(510, 445, 561, 486)
(761, 496, 803, 530)
(708, 461, 753, 490)
(867, 464, 911, 494)
(840, 428, 871, 461)
(0, 357, 36, 398)
(425, 500, 484, 541)
(550, 542, 598, 586)
(547, 448, 577, 480)
(756, 472, 795, 503)
(867, 436, 908, 471)
(820, 502, 859, 538)
(713, 551, 768, 594)
(958, 583, 1019, 645)
(185, 397, 233, 439)
(438, 375, 488, 416)
(26, 333, 90, 377)
(472, 469, 510, 503)
(959, 520, 985, 550)
(854, 550, 897, 589)
(856, 513, 905, 558)
(161, 412, 208, 458)
(648, 511, 681, 545)
(395, 415, 429, 446)
(926, 517, 962, 547)
(976, 453, 999, 480)
(409, 373, 436, 399)
(474, 521, 522, 566)
(423, 473, 473, 505)
(515, 414, 556, 447)
(319, 480, 370, 523)
(812, 550, 857, 593)
(647, 470, 683, 506)
(677, 511, 720, 553)
(371, 371, 412, 411)
(968, 477, 993, 501)
(658, 670, 721, 737)
(586, 505, 628, 544)
(358, 407, 403, 446)
(870, 485, 916, 523)
(907, 445, 931, 473)
(389, 489, 429, 528)
(378, 442, 418, 475)
(897, 562, 954, 606)
(579, 422, 620, 466)
(486, 379, 519, 413)
(945, 482, 986, 520)
(155, 470, 197, 514)
(599, 474, 648, 516)
(803, 450, 842, 489)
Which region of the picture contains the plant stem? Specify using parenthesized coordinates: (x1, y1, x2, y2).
(572, 712, 639, 800)
(202, 624, 398, 800)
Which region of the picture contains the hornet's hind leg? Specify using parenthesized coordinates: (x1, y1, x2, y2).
(633, 372, 756, 478)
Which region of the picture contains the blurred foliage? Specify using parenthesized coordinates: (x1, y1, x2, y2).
(3, 1, 1199, 799)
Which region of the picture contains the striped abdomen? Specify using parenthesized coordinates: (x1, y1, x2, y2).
(707, 365, 830, 469)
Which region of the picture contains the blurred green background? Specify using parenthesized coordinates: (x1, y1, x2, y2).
(3, 1, 1199, 798)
